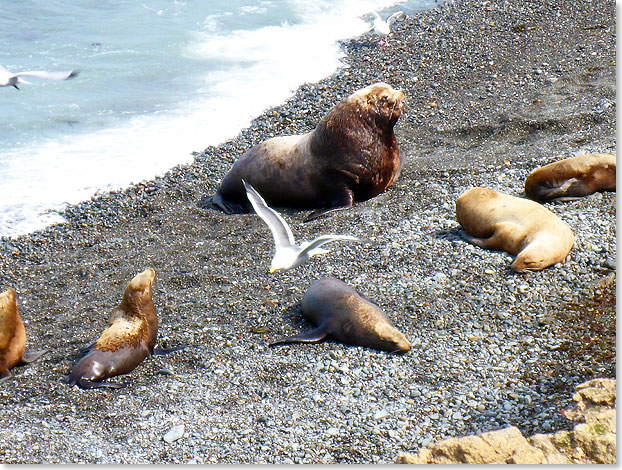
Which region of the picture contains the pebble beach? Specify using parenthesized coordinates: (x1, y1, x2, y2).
(0, 0, 615, 464)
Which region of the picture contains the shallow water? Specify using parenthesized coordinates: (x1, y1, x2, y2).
(0, 0, 434, 237)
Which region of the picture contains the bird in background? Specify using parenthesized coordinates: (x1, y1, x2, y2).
(0, 65, 79, 89)
(373, 11, 406, 46)
(242, 180, 361, 273)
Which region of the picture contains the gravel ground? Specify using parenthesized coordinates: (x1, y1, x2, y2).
(0, 0, 615, 464)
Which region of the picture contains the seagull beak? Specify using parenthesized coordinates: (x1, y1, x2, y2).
(269, 267, 277, 274)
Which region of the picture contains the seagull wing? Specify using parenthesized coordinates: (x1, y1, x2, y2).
(297, 235, 361, 258)
(15, 70, 79, 81)
(386, 11, 405, 25)
(243, 180, 296, 248)
(372, 12, 388, 32)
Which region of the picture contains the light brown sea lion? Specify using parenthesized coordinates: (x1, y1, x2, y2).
(0, 288, 47, 381)
(524, 153, 616, 201)
(66, 268, 181, 389)
(455, 187, 575, 273)
(208, 82, 406, 221)
(270, 277, 411, 353)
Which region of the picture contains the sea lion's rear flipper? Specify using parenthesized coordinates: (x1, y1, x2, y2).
(20, 349, 48, 364)
(205, 192, 250, 214)
(76, 378, 125, 390)
(268, 326, 328, 346)
(153, 345, 187, 356)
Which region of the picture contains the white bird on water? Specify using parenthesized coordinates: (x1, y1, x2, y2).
(242, 180, 361, 273)
(373, 10, 406, 46)
(0, 65, 79, 89)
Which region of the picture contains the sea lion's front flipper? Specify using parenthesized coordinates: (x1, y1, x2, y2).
(153, 345, 187, 356)
(20, 349, 48, 364)
(0, 367, 11, 381)
(268, 326, 328, 346)
(304, 206, 351, 222)
(76, 342, 96, 357)
(76, 378, 125, 390)
(304, 188, 354, 222)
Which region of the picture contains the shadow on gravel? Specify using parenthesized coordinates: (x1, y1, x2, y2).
(434, 226, 465, 242)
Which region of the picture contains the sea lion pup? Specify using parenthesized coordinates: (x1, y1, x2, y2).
(66, 268, 179, 389)
(270, 278, 411, 353)
(455, 187, 575, 273)
(524, 153, 616, 201)
(209, 82, 406, 221)
(0, 289, 47, 381)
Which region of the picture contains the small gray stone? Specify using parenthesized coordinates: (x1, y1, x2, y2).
(163, 424, 185, 444)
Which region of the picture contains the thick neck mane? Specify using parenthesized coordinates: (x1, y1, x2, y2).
(309, 96, 396, 157)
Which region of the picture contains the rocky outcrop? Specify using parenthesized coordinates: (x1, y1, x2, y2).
(396, 378, 616, 464)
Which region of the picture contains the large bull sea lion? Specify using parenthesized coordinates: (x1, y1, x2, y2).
(0, 288, 47, 380)
(524, 153, 616, 201)
(455, 187, 575, 273)
(209, 82, 406, 221)
(270, 277, 411, 353)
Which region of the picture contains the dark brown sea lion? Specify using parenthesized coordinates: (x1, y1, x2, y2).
(66, 268, 180, 389)
(270, 277, 411, 353)
(524, 153, 616, 201)
(0, 288, 47, 381)
(455, 187, 575, 273)
(208, 82, 406, 221)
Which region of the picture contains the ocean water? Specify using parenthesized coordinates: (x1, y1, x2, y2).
(0, 0, 434, 238)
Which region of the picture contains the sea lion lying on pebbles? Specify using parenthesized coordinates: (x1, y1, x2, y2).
(456, 187, 575, 273)
(0, 289, 47, 381)
(66, 269, 181, 389)
(208, 82, 406, 221)
(524, 153, 616, 201)
(270, 277, 411, 353)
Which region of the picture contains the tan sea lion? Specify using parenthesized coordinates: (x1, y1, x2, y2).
(66, 268, 180, 389)
(270, 277, 411, 353)
(455, 187, 575, 273)
(208, 82, 406, 221)
(0, 288, 47, 381)
(524, 153, 616, 201)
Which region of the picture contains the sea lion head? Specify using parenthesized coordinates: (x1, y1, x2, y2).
(0, 288, 17, 315)
(121, 268, 156, 316)
(352, 82, 405, 128)
(370, 320, 412, 353)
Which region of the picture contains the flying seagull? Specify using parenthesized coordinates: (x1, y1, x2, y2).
(0, 65, 79, 89)
(373, 11, 406, 46)
(242, 180, 361, 273)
